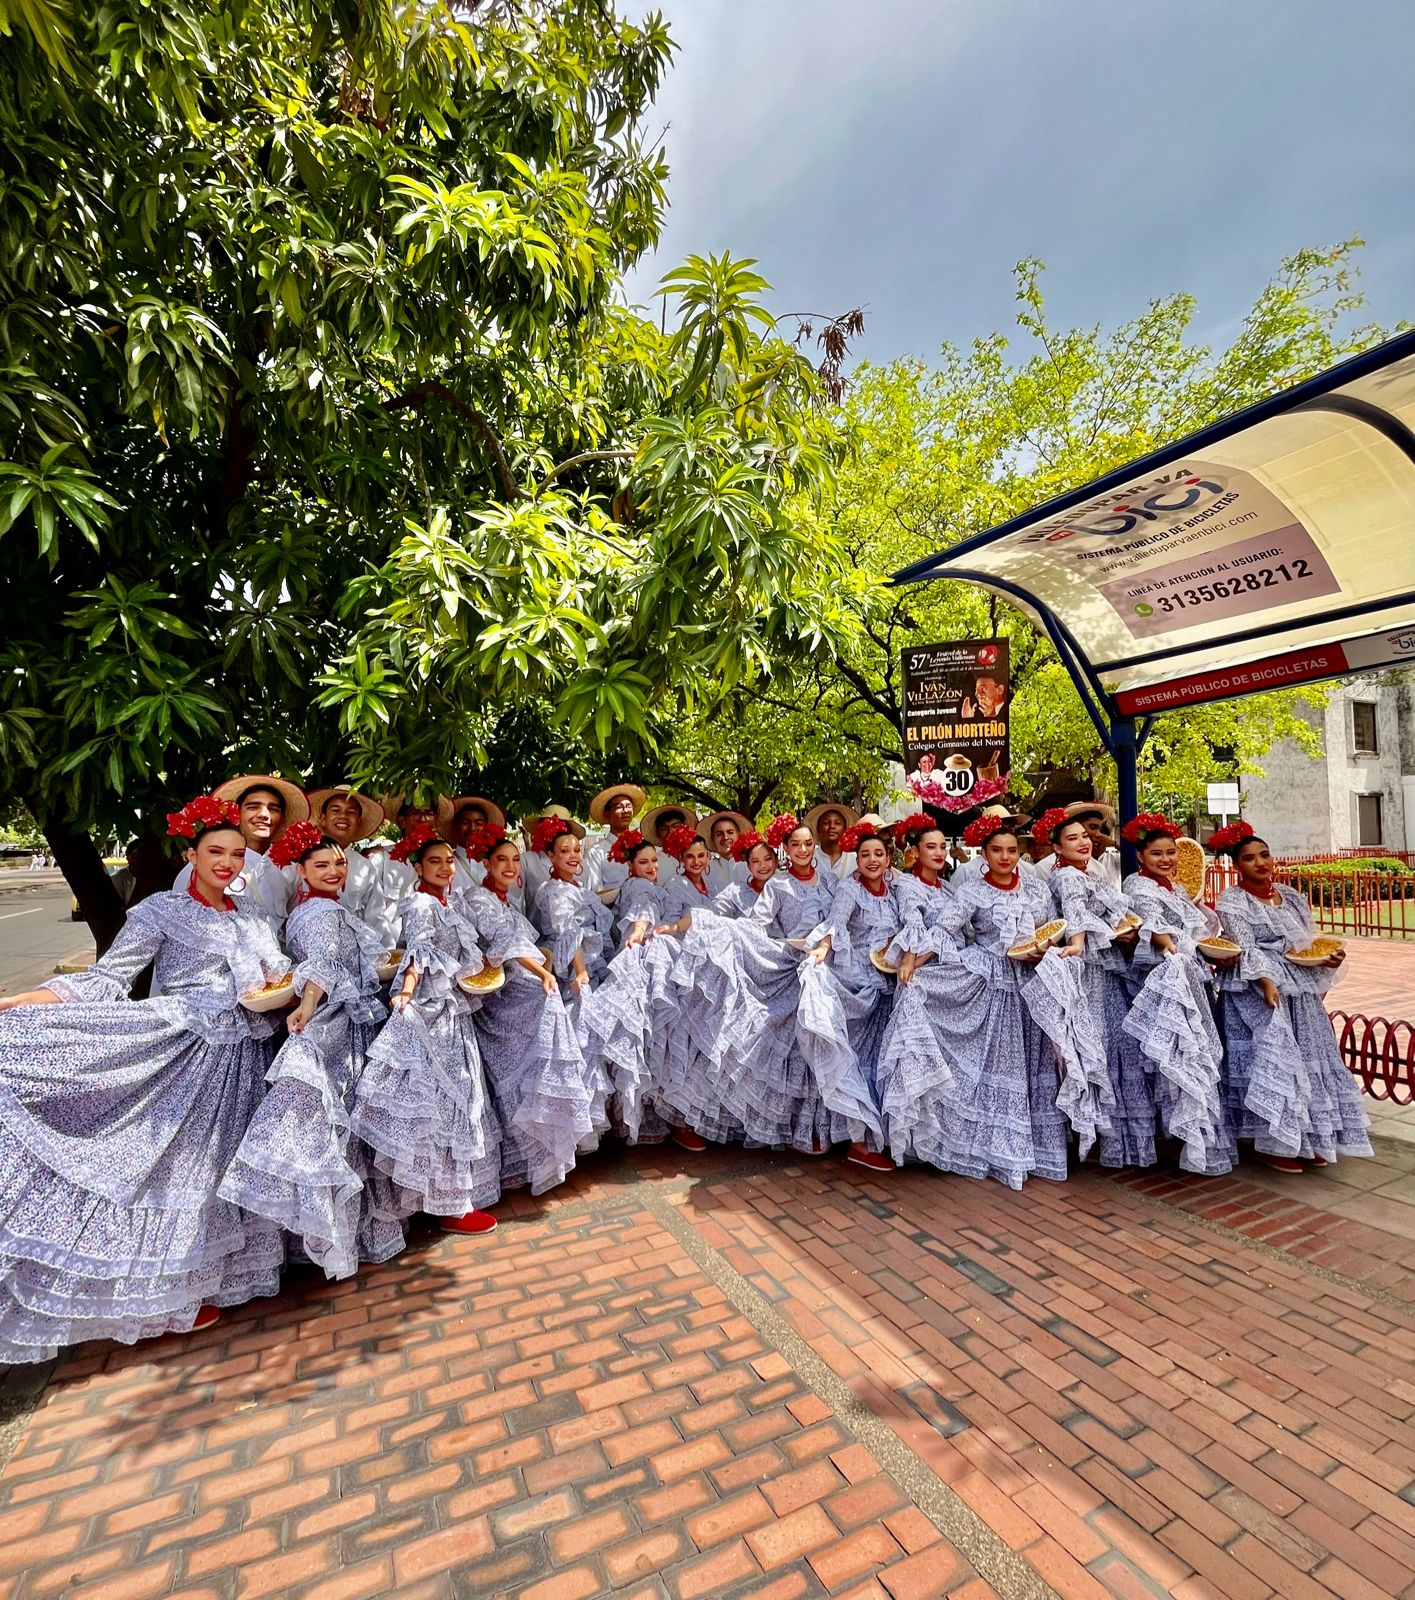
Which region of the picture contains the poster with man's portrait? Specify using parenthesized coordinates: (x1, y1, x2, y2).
(901, 640, 1010, 802)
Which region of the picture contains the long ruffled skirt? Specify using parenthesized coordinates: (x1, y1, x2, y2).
(1077, 962, 1155, 1168)
(1123, 956, 1235, 1175)
(722, 928, 882, 1154)
(1218, 988, 1371, 1161)
(874, 954, 1069, 1188)
(351, 1000, 501, 1215)
(219, 1014, 407, 1281)
(474, 970, 609, 1192)
(0, 1001, 286, 1363)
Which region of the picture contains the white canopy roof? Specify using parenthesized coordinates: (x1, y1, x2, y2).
(893, 332, 1415, 719)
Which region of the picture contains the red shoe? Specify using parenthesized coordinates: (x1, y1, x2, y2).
(671, 1127, 708, 1152)
(846, 1143, 893, 1173)
(443, 1209, 498, 1234)
(1308, 1155, 1330, 1168)
(190, 1306, 221, 1332)
(1258, 1155, 1305, 1175)
(803, 1142, 831, 1157)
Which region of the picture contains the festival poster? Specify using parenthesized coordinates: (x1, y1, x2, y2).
(900, 639, 1010, 809)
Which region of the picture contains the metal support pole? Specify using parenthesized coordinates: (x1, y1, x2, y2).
(1113, 713, 1139, 872)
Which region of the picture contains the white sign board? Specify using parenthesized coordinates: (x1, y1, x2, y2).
(1206, 782, 1240, 812)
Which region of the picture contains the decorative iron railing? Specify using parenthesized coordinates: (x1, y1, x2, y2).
(1329, 1010, 1415, 1105)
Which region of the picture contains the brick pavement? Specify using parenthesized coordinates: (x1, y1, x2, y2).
(1324, 936, 1415, 1021)
(4, 1144, 1415, 1600)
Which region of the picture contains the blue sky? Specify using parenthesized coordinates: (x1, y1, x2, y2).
(626, 0, 1414, 363)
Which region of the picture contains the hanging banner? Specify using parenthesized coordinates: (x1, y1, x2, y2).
(901, 639, 1010, 807)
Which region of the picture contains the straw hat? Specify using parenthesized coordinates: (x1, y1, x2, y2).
(588, 784, 648, 826)
(641, 803, 698, 842)
(805, 802, 858, 837)
(697, 810, 752, 847)
(213, 774, 309, 832)
(1064, 799, 1116, 825)
(435, 794, 507, 839)
(307, 786, 384, 842)
(858, 812, 885, 829)
(527, 803, 585, 840)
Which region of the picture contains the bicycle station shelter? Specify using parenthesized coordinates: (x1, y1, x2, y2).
(891, 330, 1415, 830)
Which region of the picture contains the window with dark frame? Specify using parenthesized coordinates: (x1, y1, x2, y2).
(1357, 793, 1383, 847)
(1352, 701, 1379, 757)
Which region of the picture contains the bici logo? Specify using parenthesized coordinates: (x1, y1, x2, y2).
(1022, 468, 1230, 544)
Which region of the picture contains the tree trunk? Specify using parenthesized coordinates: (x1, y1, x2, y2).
(42, 818, 125, 955)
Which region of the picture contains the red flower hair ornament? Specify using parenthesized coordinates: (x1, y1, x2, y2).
(764, 813, 801, 851)
(166, 794, 240, 842)
(607, 828, 648, 865)
(730, 829, 768, 863)
(661, 823, 701, 862)
(839, 822, 883, 855)
(1121, 812, 1182, 846)
(963, 814, 1015, 849)
(530, 815, 574, 856)
(1207, 820, 1255, 856)
(465, 822, 507, 862)
(269, 820, 329, 869)
(1031, 807, 1070, 847)
(390, 822, 445, 864)
(891, 812, 934, 849)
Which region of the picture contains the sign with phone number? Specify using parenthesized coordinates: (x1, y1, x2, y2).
(1098, 524, 1339, 638)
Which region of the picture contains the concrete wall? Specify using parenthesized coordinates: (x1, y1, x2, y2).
(1240, 678, 1412, 852)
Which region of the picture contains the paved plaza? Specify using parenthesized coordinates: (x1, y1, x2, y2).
(4, 1132, 1415, 1600)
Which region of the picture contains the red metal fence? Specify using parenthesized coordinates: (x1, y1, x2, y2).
(1330, 1010, 1415, 1106)
(1204, 860, 1415, 939)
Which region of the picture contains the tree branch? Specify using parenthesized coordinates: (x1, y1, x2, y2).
(384, 381, 523, 502)
(533, 449, 637, 500)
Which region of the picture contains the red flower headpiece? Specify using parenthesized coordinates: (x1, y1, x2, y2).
(166, 794, 240, 842)
(608, 828, 648, 865)
(269, 820, 328, 869)
(1121, 812, 1182, 846)
(1207, 819, 1255, 856)
(390, 822, 444, 863)
(1031, 806, 1070, 847)
(531, 815, 573, 855)
(730, 829, 767, 862)
(765, 813, 801, 850)
(963, 814, 1016, 849)
(839, 822, 882, 854)
(661, 823, 701, 862)
(465, 822, 507, 862)
(891, 812, 934, 849)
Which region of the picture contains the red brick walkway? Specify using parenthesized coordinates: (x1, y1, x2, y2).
(4, 1144, 1415, 1600)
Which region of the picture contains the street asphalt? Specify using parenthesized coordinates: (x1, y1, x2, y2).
(0, 883, 93, 996)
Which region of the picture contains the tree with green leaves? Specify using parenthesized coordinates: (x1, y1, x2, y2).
(657, 244, 1378, 818)
(0, 0, 858, 942)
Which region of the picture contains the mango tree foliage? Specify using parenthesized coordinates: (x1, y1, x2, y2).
(678, 244, 1379, 812)
(0, 0, 853, 937)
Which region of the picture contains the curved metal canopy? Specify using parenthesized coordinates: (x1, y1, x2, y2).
(892, 331, 1415, 728)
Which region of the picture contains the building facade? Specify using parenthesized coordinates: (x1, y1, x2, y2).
(1240, 676, 1415, 854)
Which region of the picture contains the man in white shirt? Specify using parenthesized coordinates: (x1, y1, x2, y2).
(582, 784, 647, 894)
(1034, 800, 1122, 888)
(639, 803, 698, 885)
(305, 785, 392, 938)
(806, 803, 859, 880)
(700, 810, 752, 895)
(175, 773, 309, 924)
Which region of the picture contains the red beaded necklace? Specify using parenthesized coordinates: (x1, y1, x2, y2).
(1240, 880, 1281, 902)
(301, 887, 340, 902)
(788, 864, 816, 883)
(187, 876, 235, 913)
(1139, 869, 1173, 891)
(685, 874, 709, 896)
(983, 871, 1018, 891)
(416, 881, 448, 904)
(856, 871, 888, 898)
